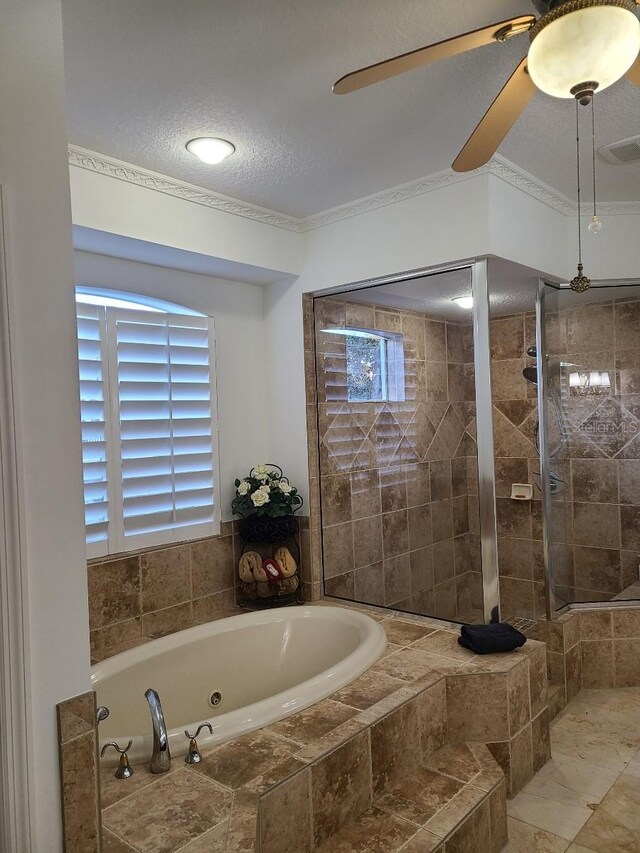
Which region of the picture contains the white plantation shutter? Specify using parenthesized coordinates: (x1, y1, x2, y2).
(77, 303, 111, 556)
(76, 299, 219, 556)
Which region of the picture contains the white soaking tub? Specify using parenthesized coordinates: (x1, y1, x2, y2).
(92, 605, 386, 764)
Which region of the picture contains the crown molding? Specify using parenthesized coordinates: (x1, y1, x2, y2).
(597, 201, 640, 215)
(69, 145, 640, 234)
(488, 155, 576, 216)
(300, 167, 482, 230)
(68, 145, 304, 232)
(301, 155, 578, 230)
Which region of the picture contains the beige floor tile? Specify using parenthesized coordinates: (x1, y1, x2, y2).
(522, 754, 619, 806)
(505, 817, 569, 852)
(556, 702, 640, 747)
(573, 773, 640, 852)
(507, 790, 593, 841)
(621, 749, 640, 778)
(565, 845, 599, 853)
(551, 715, 638, 773)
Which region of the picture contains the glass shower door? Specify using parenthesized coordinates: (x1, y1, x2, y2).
(539, 281, 640, 610)
(313, 265, 490, 623)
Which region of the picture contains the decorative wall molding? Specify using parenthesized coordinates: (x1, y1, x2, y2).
(597, 201, 640, 216)
(300, 168, 481, 230)
(69, 144, 640, 235)
(68, 145, 305, 232)
(488, 156, 576, 216)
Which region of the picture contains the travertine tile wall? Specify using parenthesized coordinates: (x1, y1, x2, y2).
(87, 520, 312, 662)
(538, 606, 640, 714)
(489, 311, 546, 621)
(312, 295, 481, 621)
(545, 297, 640, 604)
(57, 692, 101, 853)
(87, 525, 238, 662)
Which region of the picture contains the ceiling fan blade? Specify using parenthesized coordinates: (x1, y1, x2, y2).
(452, 57, 536, 172)
(333, 16, 536, 94)
(627, 54, 640, 87)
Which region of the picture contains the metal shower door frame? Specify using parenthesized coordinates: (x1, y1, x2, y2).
(535, 279, 557, 620)
(471, 259, 500, 623)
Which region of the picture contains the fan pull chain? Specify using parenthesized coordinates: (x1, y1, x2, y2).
(588, 96, 602, 234)
(570, 99, 591, 293)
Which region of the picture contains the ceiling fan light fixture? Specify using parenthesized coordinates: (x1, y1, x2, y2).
(186, 137, 235, 164)
(527, 1, 640, 99)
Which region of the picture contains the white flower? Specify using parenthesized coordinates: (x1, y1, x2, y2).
(237, 480, 251, 496)
(278, 480, 292, 495)
(251, 489, 270, 507)
(259, 484, 270, 493)
(254, 464, 269, 481)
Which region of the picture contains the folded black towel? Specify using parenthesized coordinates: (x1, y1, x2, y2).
(458, 622, 526, 654)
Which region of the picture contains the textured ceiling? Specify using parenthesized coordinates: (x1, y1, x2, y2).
(61, 0, 640, 218)
(340, 260, 542, 319)
(322, 261, 640, 320)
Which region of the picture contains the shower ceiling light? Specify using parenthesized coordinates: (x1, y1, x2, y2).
(452, 296, 473, 309)
(186, 137, 235, 164)
(527, 1, 640, 100)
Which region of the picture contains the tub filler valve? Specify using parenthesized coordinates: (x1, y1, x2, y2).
(144, 688, 171, 774)
(100, 740, 134, 779)
(184, 722, 214, 764)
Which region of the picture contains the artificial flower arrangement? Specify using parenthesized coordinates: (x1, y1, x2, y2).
(232, 463, 303, 518)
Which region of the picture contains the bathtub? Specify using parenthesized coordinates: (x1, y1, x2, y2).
(92, 605, 386, 764)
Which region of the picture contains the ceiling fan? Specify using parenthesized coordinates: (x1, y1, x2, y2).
(333, 0, 640, 172)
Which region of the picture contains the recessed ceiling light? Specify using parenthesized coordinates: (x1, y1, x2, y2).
(186, 137, 235, 165)
(452, 296, 473, 310)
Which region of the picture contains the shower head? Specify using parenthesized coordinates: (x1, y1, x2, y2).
(526, 345, 537, 358)
(523, 366, 538, 385)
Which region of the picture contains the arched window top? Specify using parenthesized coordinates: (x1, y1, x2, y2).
(75, 286, 205, 317)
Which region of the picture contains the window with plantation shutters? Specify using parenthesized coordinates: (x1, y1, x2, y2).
(75, 294, 220, 557)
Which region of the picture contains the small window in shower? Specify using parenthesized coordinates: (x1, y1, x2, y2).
(322, 327, 405, 402)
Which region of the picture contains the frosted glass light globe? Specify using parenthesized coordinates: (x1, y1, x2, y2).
(528, 4, 640, 99)
(186, 138, 235, 164)
(588, 215, 604, 234)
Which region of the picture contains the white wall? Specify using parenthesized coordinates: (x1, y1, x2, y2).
(0, 1, 90, 849)
(70, 164, 304, 278)
(488, 174, 571, 279)
(74, 251, 271, 520)
(573, 210, 640, 281)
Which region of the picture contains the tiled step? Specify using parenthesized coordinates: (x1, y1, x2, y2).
(315, 742, 507, 853)
(548, 681, 567, 720)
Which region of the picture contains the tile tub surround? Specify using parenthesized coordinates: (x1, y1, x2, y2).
(57, 692, 101, 853)
(87, 518, 312, 663)
(506, 686, 640, 851)
(309, 294, 482, 622)
(90, 606, 547, 852)
(538, 606, 640, 716)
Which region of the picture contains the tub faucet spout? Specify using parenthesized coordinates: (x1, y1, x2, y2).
(144, 688, 171, 773)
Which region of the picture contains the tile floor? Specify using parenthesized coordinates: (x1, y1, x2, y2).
(506, 686, 640, 852)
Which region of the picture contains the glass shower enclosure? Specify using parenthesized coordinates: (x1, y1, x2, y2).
(538, 281, 640, 613)
(312, 260, 498, 625)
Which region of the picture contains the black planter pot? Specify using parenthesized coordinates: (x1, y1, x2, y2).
(240, 513, 299, 544)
